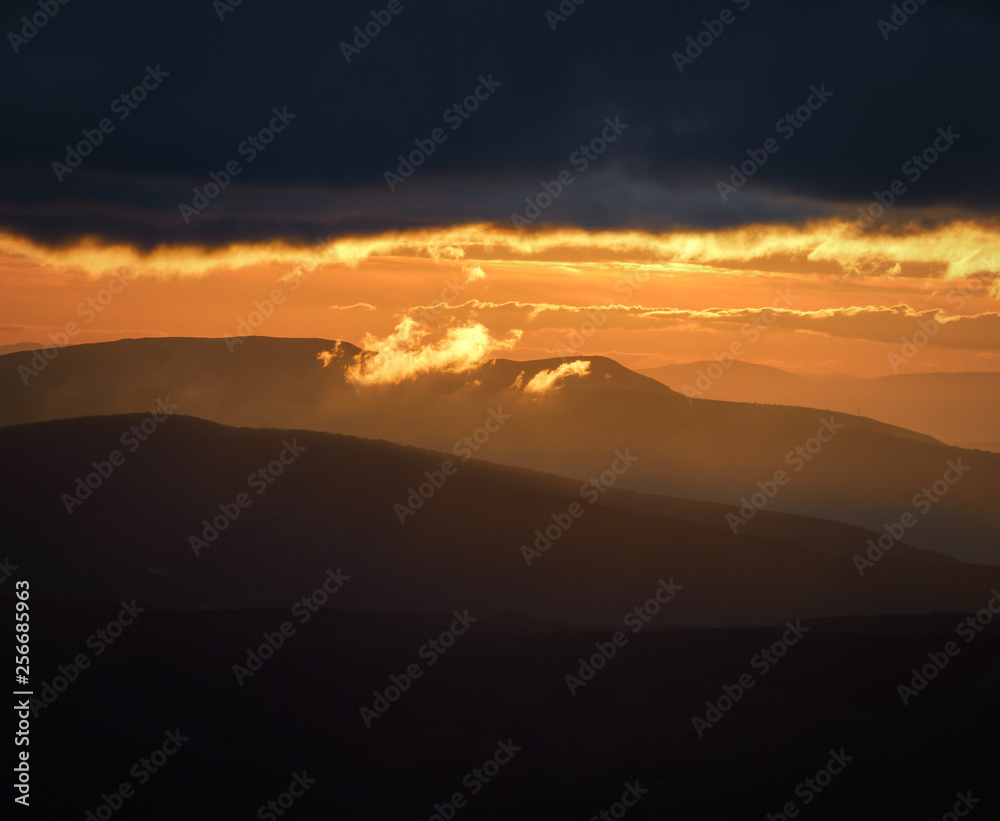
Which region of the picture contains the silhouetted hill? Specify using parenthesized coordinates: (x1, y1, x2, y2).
(2, 337, 997, 563)
(2, 414, 997, 626)
(18, 606, 1000, 820)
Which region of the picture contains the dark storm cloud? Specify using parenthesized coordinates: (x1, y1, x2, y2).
(2, 0, 998, 247)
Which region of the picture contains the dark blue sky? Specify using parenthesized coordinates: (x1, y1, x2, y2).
(3, 0, 998, 247)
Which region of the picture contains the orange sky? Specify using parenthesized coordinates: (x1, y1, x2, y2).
(2, 220, 998, 377)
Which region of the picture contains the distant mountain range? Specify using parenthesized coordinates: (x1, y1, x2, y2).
(640, 360, 1000, 452)
(0, 341, 43, 355)
(2, 337, 997, 563)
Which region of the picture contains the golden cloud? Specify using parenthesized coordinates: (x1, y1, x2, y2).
(521, 360, 592, 394)
(320, 316, 522, 386)
(403, 299, 1000, 350)
(4, 220, 999, 281)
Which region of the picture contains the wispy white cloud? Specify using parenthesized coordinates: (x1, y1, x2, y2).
(320, 316, 522, 386)
(521, 360, 591, 394)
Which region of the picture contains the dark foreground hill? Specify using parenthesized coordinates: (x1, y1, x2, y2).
(16, 606, 1000, 820)
(7, 414, 1000, 819)
(1, 414, 997, 626)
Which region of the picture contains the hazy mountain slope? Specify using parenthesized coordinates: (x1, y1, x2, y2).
(0, 337, 925, 442)
(2, 337, 997, 563)
(641, 361, 1000, 451)
(2, 414, 998, 627)
(0, 336, 349, 428)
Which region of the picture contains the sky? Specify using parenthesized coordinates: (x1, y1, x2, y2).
(2, 0, 999, 376)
